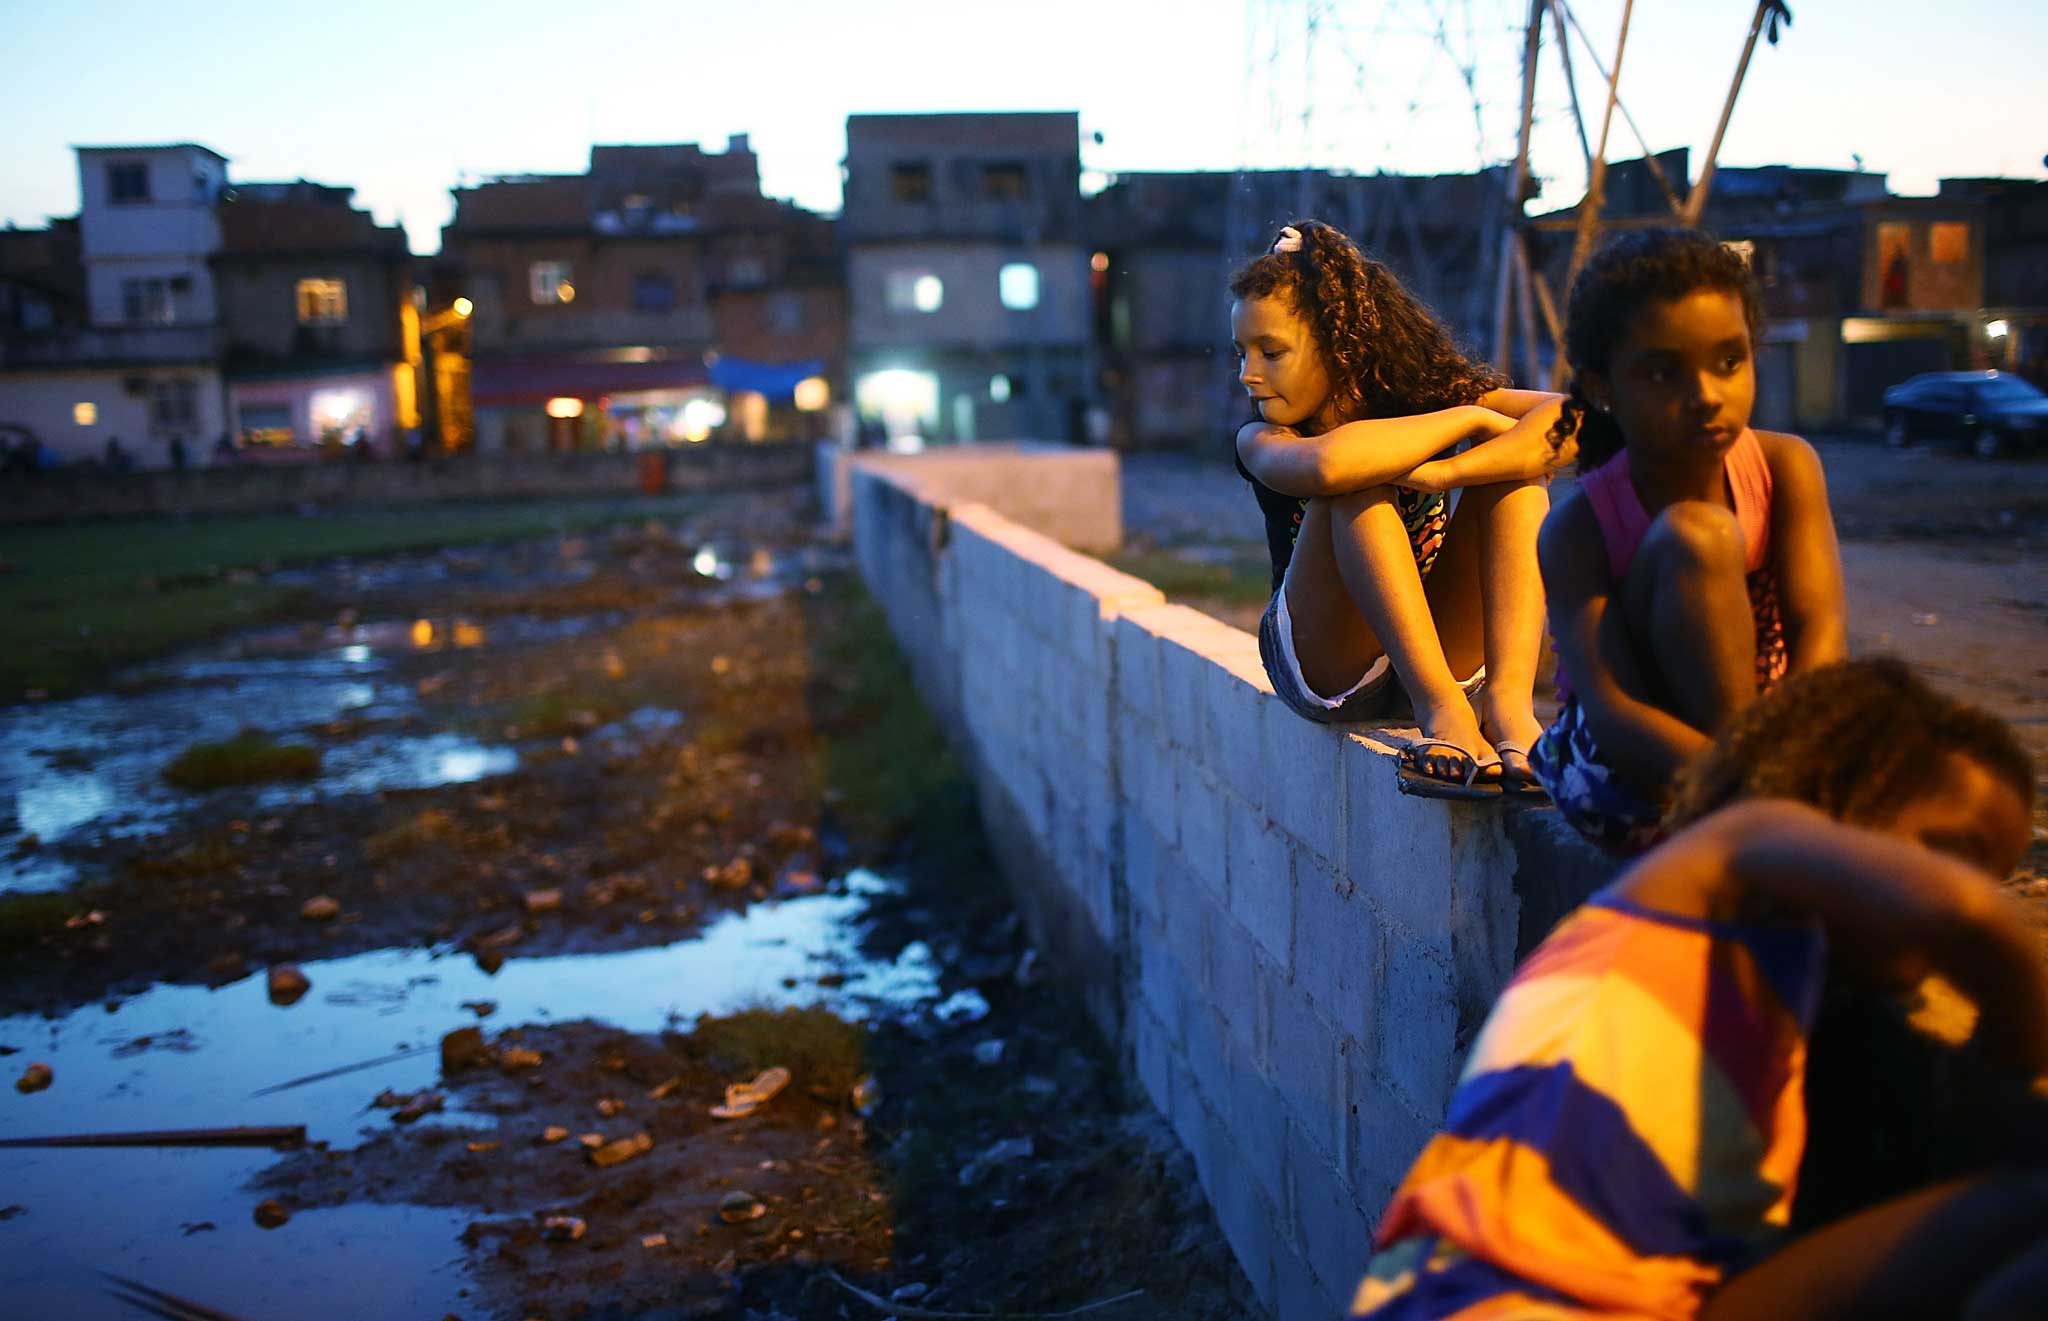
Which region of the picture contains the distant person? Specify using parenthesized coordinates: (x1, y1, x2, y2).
(1231, 219, 1570, 798)
(168, 434, 188, 472)
(103, 435, 133, 474)
(1355, 659, 2048, 1320)
(1532, 227, 1846, 853)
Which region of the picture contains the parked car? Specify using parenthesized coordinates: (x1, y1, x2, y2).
(1881, 370, 2048, 458)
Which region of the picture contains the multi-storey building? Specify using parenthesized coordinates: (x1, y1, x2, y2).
(840, 112, 1093, 446)
(441, 138, 843, 452)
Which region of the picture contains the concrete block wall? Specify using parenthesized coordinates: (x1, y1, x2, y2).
(847, 456, 1614, 1317)
(820, 441, 1122, 553)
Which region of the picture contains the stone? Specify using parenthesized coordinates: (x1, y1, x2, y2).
(499, 1046, 543, 1071)
(300, 895, 340, 922)
(14, 1062, 52, 1093)
(543, 1214, 586, 1242)
(539, 1126, 569, 1145)
(589, 1131, 653, 1168)
(522, 887, 563, 914)
(253, 1199, 291, 1229)
(440, 1026, 492, 1073)
(266, 964, 310, 1006)
(718, 1190, 766, 1224)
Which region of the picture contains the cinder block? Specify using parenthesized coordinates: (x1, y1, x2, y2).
(1292, 849, 1382, 1048)
(1343, 733, 1456, 958)
(1112, 610, 1167, 728)
(1181, 995, 1234, 1127)
(1275, 1240, 1340, 1321)
(1123, 815, 1166, 937)
(1379, 937, 1459, 1122)
(1347, 1067, 1437, 1228)
(1225, 796, 1293, 966)
(1117, 708, 1178, 848)
(1167, 1055, 1216, 1187)
(1205, 1131, 1280, 1310)
(1206, 907, 1265, 1057)
(1131, 1002, 1176, 1118)
(1157, 631, 1218, 756)
(1163, 874, 1210, 997)
(1137, 932, 1186, 1051)
(1200, 638, 1273, 809)
(1177, 763, 1230, 903)
(1225, 1054, 1292, 1205)
(1262, 974, 1347, 1164)
(1288, 1120, 1374, 1312)
(1258, 700, 1347, 867)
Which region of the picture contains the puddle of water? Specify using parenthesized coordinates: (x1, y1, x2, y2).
(0, 869, 933, 1319)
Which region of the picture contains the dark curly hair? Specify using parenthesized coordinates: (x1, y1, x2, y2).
(1229, 218, 1505, 427)
(1665, 657, 2035, 834)
(1547, 227, 1764, 471)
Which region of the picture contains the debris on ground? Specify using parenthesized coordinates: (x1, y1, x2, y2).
(542, 1214, 586, 1242)
(718, 1190, 766, 1224)
(299, 895, 340, 922)
(588, 1131, 653, 1168)
(252, 1199, 291, 1229)
(15, 1062, 53, 1093)
(265, 964, 310, 1006)
(710, 1065, 791, 1120)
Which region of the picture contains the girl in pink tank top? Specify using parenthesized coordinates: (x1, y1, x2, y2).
(1531, 229, 1847, 854)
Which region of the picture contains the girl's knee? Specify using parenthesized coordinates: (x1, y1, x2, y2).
(1643, 500, 1745, 573)
(1324, 484, 1398, 516)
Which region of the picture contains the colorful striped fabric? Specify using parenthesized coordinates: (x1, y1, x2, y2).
(1353, 891, 1828, 1320)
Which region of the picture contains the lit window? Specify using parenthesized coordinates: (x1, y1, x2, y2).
(890, 162, 932, 203)
(887, 271, 944, 313)
(73, 402, 97, 426)
(545, 397, 585, 419)
(999, 263, 1040, 310)
(529, 261, 575, 305)
(989, 374, 1012, 403)
(296, 278, 348, 325)
(1931, 222, 1970, 265)
(107, 162, 150, 204)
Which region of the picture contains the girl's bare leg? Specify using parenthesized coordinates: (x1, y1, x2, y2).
(1619, 500, 1758, 733)
(1433, 478, 1550, 781)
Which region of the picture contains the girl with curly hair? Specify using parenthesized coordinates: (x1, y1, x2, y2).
(1356, 659, 2048, 1320)
(1532, 226, 1847, 852)
(1231, 220, 1572, 797)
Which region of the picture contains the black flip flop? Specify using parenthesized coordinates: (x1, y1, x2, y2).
(1395, 738, 1504, 801)
(1491, 740, 1550, 800)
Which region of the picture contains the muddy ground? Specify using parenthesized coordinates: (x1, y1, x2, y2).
(0, 492, 1260, 1320)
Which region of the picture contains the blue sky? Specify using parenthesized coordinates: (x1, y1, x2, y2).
(3, 0, 2043, 253)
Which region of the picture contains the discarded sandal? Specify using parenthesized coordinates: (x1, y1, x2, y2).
(710, 1066, 791, 1120)
(1395, 738, 1504, 801)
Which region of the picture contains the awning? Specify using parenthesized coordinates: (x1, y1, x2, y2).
(708, 356, 824, 398)
(470, 357, 711, 407)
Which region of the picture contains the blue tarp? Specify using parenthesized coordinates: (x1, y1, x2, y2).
(708, 356, 824, 399)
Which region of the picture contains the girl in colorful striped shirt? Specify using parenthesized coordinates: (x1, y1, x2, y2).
(1357, 659, 2048, 1319)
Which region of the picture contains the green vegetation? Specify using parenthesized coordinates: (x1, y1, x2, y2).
(0, 494, 707, 697)
(677, 1006, 869, 1098)
(162, 730, 322, 790)
(0, 891, 76, 955)
(1108, 545, 1272, 608)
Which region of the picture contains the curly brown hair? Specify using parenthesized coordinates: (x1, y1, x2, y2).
(1229, 219, 1505, 426)
(1665, 657, 2035, 833)
(1546, 226, 1765, 470)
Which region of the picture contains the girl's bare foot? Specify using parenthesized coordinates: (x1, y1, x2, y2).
(1478, 692, 1546, 789)
(1407, 690, 1502, 787)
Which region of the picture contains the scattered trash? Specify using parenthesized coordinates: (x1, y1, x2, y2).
(595, 1096, 625, 1117)
(933, 988, 991, 1025)
(704, 856, 754, 890)
(711, 1066, 791, 1120)
(640, 1232, 668, 1249)
(461, 999, 497, 1018)
(647, 1075, 682, 1100)
(589, 1131, 653, 1168)
(14, 1062, 52, 1093)
(718, 1190, 766, 1224)
(578, 1132, 605, 1149)
(543, 1214, 586, 1242)
(63, 910, 106, 930)
(392, 1090, 444, 1124)
(440, 1026, 492, 1072)
(300, 895, 341, 922)
(1913, 612, 1941, 627)
(500, 1047, 544, 1071)
(851, 1074, 881, 1116)
(466, 1140, 498, 1153)
(523, 888, 563, 915)
(539, 1126, 569, 1145)
(958, 1136, 1034, 1188)
(973, 1039, 1006, 1066)
(266, 964, 310, 1006)
(253, 1199, 292, 1229)
(774, 865, 823, 898)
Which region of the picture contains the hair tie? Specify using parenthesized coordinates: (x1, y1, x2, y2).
(1271, 226, 1303, 255)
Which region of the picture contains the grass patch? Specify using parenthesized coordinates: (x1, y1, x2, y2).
(365, 807, 464, 862)
(506, 687, 636, 739)
(0, 493, 708, 698)
(1108, 546, 1272, 608)
(131, 835, 243, 879)
(162, 730, 322, 790)
(676, 1007, 869, 1098)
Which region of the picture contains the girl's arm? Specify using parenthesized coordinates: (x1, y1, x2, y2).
(1758, 431, 1847, 675)
(1539, 495, 1713, 783)
(1397, 397, 1576, 492)
(1477, 387, 1566, 419)
(1620, 800, 2048, 1076)
(1235, 405, 1512, 498)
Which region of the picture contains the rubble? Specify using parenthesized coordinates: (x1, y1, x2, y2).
(252, 1199, 291, 1229)
(14, 1062, 53, 1093)
(266, 965, 310, 1006)
(717, 1190, 766, 1224)
(588, 1131, 653, 1168)
(440, 1026, 492, 1073)
(300, 895, 340, 922)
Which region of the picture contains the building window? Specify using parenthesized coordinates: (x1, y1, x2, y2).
(73, 402, 97, 426)
(989, 374, 1012, 403)
(107, 162, 150, 204)
(296, 278, 348, 325)
(529, 261, 575, 305)
(122, 277, 175, 326)
(889, 162, 932, 204)
(886, 271, 944, 313)
(982, 163, 1030, 201)
(151, 379, 198, 429)
(633, 272, 676, 313)
(998, 263, 1040, 310)
(1930, 222, 1970, 266)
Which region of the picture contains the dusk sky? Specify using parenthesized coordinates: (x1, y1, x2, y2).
(4, 0, 2044, 254)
